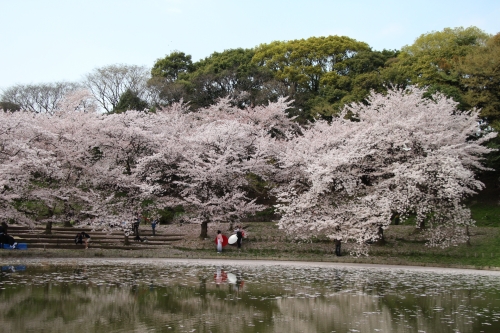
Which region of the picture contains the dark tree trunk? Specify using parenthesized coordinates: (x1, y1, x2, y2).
(64, 209, 75, 227)
(200, 221, 208, 239)
(418, 219, 425, 229)
(466, 225, 471, 247)
(413, 219, 426, 234)
(45, 221, 52, 234)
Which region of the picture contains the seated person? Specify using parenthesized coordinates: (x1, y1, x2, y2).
(75, 231, 91, 249)
(75, 232, 83, 244)
(0, 223, 17, 249)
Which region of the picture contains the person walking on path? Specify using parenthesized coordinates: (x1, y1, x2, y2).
(216, 230, 223, 253)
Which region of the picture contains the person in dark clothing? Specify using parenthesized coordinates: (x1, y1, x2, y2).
(235, 225, 243, 249)
(75, 231, 91, 249)
(75, 232, 83, 244)
(133, 216, 141, 236)
(0, 222, 17, 248)
(334, 238, 342, 256)
(133, 216, 143, 242)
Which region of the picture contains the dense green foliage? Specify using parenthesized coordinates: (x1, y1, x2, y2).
(148, 27, 499, 126)
(113, 89, 149, 113)
(0, 101, 21, 112)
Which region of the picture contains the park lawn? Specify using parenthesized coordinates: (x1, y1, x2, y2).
(469, 202, 500, 227)
(370, 226, 500, 268)
(236, 223, 500, 268)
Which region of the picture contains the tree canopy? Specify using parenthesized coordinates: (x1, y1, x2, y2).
(275, 87, 495, 253)
(2, 25, 500, 248)
(151, 51, 194, 82)
(1, 86, 494, 251)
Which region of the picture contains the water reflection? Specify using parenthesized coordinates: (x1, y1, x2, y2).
(0, 260, 499, 332)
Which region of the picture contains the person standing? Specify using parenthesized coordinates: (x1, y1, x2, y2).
(133, 214, 141, 236)
(235, 225, 243, 249)
(334, 238, 342, 256)
(151, 219, 157, 236)
(216, 230, 223, 253)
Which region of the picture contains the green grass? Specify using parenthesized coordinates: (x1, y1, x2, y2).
(469, 202, 500, 227)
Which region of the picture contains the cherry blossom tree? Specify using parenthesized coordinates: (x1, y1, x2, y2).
(0, 111, 59, 225)
(136, 98, 295, 238)
(2, 88, 295, 234)
(176, 120, 267, 238)
(0, 91, 162, 227)
(4, 85, 492, 251)
(275, 87, 496, 253)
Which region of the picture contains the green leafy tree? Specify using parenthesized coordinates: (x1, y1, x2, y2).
(457, 33, 500, 128)
(388, 26, 490, 104)
(187, 48, 270, 108)
(309, 49, 399, 118)
(113, 89, 149, 113)
(148, 51, 196, 107)
(252, 36, 397, 120)
(0, 101, 21, 112)
(147, 77, 193, 107)
(252, 36, 371, 95)
(456, 33, 500, 180)
(149, 49, 272, 109)
(151, 51, 194, 82)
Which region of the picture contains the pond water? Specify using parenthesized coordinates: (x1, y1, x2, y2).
(0, 259, 499, 333)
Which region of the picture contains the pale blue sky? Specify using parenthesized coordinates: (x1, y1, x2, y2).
(1, 0, 499, 91)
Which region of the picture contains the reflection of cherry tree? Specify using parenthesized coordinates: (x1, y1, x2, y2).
(275, 87, 495, 252)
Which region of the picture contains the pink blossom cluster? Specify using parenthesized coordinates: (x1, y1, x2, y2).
(0, 90, 294, 233)
(0, 87, 494, 249)
(274, 87, 495, 251)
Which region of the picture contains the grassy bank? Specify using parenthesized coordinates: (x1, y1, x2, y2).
(1, 222, 500, 270)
